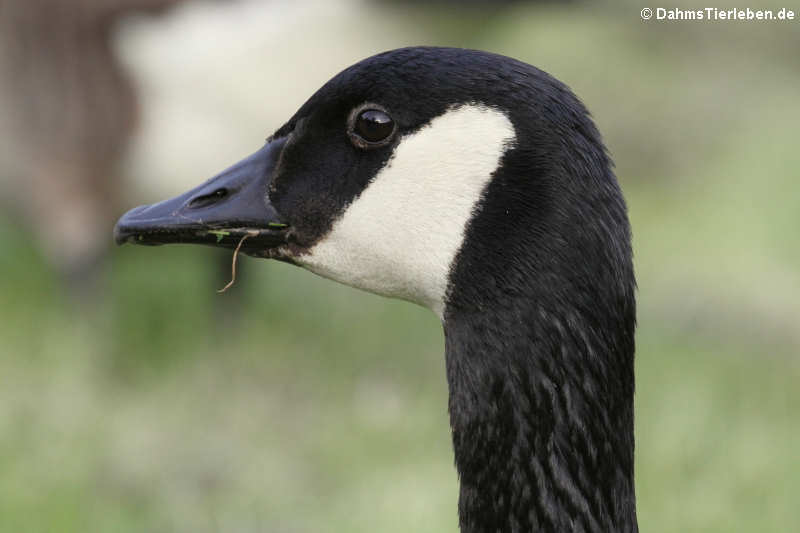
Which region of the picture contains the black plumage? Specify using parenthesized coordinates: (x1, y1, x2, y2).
(116, 47, 638, 533)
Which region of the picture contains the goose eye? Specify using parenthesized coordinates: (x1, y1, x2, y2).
(350, 108, 395, 148)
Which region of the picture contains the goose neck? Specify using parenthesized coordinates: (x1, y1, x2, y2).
(443, 305, 638, 533)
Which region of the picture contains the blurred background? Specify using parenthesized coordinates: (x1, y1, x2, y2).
(1, 0, 798, 531)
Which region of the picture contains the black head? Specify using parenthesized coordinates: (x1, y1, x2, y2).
(115, 47, 632, 321)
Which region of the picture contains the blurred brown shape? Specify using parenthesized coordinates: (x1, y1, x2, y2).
(0, 0, 186, 286)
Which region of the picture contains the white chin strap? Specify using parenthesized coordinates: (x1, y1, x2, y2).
(297, 103, 516, 319)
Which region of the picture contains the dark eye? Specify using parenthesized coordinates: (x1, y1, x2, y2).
(349, 106, 396, 148)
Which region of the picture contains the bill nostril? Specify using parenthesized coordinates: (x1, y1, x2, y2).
(188, 188, 229, 209)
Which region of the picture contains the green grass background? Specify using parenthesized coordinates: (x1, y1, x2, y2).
(1, 2, 799, 532)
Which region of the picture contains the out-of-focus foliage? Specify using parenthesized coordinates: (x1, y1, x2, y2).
(0, 1, 798, 532)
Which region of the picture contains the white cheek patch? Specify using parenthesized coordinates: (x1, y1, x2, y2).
(296, 104, 516, 318)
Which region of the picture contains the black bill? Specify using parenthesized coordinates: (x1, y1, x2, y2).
(114, 137, 288, 254)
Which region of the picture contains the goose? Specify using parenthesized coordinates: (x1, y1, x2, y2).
(115, 47, 637, 533)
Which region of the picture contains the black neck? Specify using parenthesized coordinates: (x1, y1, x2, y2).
(438, 88, 637, 531)
(443, 301, 637, 533)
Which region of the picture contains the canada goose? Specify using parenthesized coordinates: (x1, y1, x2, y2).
(115, 47, 637, 533)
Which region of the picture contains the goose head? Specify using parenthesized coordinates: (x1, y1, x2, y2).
(115, 47, 637, 532)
